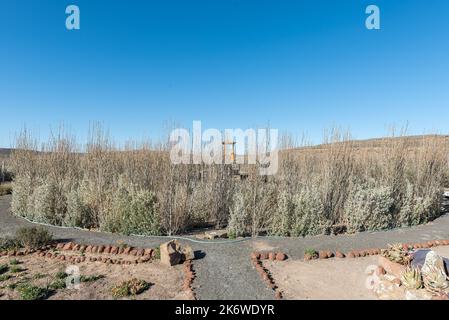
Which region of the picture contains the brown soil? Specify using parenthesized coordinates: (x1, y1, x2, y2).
(0, 253, 190, 300)
(263, 256, 379, 300)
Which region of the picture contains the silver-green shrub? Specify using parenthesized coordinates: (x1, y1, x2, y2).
(343, 182, 394, 233)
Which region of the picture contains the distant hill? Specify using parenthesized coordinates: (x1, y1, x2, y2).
(284, 134, 449, 152)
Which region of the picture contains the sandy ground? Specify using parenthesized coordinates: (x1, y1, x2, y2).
(265, 246, 449, 300)
(264, 256, 379, 300)
(0, 253, 189, 300)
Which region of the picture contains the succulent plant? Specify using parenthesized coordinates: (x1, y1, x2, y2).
(422, 265, 449, 295)
(381, 243, 412, 265)
(401, 266, 422, 290)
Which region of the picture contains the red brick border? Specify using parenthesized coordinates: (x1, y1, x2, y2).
(183, 260, 196, 300)
(0, 241, 158, 265)
(250, 251, 287, 300)
(303, 239, 449, 261)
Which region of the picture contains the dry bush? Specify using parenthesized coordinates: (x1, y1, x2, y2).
(8, 126, 449, 237)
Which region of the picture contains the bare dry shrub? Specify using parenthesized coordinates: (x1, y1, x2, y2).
(8, 125, 449, 236)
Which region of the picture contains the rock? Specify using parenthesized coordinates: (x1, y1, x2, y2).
(91, 246, 98, 253)
(374, 279, 406, 300)
(304, 254, 312, 261)
(205, 230, 228, 240)
(378, 256, 406, 279)
(275, 291, 283, 300)
(73, 244, 81, 251)
(347, 251, 355, 258)
(268, 252, 276, 261)
(130, 249, 138, 256)
(276, 253, 286, 261)
(251, 252, 260, 260)
(260, 252, 268, 260)
(85, 245, 92, 253)
(432, 293, 449, 300)
(376, 266, 387, 276)
(98, 245, 105, 253)
(392, 278, 402, 287)
(136, 249, 145, 257)
(103, 246, 111, 254)
(110, 246, 119, 254)
(79, 245, 86, 252)
(63, 242, 74, 251)
(181, 245, 195, 261)
(406, 289, 433, 300)
(205, 232, 219, 240)
(421, 251, 449, 290)
(123, 247, 132, 255)
(118, 247, 125, 254)
(56, 243, 64, 250)
(326, 251, 334, 258)
(160, 240, 184, 266)
(318, 251, 328, 259)
(335, 251, 345, 258)
(144, 248, 153, 256)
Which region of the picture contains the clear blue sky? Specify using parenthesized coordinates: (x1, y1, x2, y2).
(1, 0, 449, 147)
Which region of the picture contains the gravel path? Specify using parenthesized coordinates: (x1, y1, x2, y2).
(1, 194, 449, 300)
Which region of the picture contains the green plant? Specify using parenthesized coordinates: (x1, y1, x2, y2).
(17, 283, 49, 300)
(152, 247, 160, 260)
(10, 266, 25, 273)
(32, 273, 47, 280)
(0, 238, 20, 251)
(111, 278, 151, 298)
(0, 264, 9, 275)
(9, 259, 20, 265)
(14, 227, 53, 249)
(401, 266, 423, 290)
(55, 270, 68, 280)
(304, 248, 318, 259)
(381, 243, 411, 265)
(422, 265, 449, 295)
(0, 274, 12, 282)
(49, 279, 66, 290)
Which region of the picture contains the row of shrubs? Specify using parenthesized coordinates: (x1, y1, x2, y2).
(8, 128, 449, 237)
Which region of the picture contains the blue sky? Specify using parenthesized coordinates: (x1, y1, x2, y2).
(1, 0, 449, 147)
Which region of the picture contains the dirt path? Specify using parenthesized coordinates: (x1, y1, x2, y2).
(1, 194, 449, 300)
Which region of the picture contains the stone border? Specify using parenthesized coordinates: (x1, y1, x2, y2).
(183, 260, 196, 300)
(304, 239, 449, 261)
(250, 251, 287, 300)
(1, 241, 157, 265)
